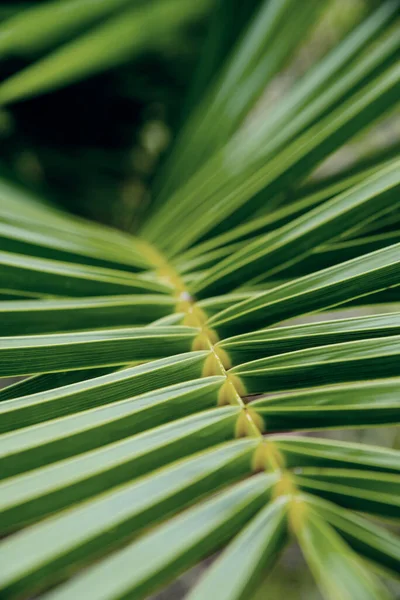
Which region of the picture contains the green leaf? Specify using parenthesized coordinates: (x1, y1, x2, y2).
(1, 3, 400, 598)
(295, 504, 390, 600)
(272, 436, 400, 473)
(0, 177, 151, 268)
(0, 295, 175, 335)
(219, 312, 400, 364)
(0, 439, 256, 598)
(306, 494, 400, 577)
(193, 161, 400, 297)
(0, 0, 134, 56)
(250, 378, 400, 431)
(209, 242, 400, 336)
(181, 0, 264, 117)
(0, 251, 169, 297)
(0, 220, 150, 271)
(187, 496, 289, 600)
(0, 326, 198, 377)
(39, 474, 276, 600)
(0, 377, 224, 478)
(155, 0, 324, 199)
(294, 469, 400, 519)
(232, 336, 400, 393)
(0, 351, 208, 432)
(233, 3, 400, 166)
(177, 242, 241, 274)
(175, 161, 378, 265)
(0, 0, 212, 105)
(199, 292, 259, 318)
(0, 366, 119, 401)
(143, 59, 400, 254)
(0, 407, 240, 530)
(266, 231, 400, 282)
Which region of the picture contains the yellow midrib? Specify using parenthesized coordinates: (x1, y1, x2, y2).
(137, 238, 263, 437)
(138, 238, 303, 521)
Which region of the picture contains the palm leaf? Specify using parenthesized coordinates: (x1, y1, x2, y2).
(0, 1, 399, 599)
(0, 0, 212, 104)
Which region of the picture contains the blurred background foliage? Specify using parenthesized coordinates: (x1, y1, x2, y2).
(0, 0, 398, 233)
(0, 0, 213, 227)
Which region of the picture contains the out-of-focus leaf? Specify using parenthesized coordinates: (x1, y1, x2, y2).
(295, 504, 390, 600)
(306, 494, 400, 577)
(0, 0, 134, 56)
(0, 0, 212, 104)
(294, 468, 400, 519)
(187, 496, 289, 600)
(38, 474, 276, 600)
(272, 435, 400, 473)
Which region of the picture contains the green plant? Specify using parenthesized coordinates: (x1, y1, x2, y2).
(0, 1, 399, 599)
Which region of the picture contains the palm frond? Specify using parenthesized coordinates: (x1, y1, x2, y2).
(0, 1, 399, 599)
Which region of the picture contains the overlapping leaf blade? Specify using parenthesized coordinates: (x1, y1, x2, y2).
(187, 496, 289, 600)
(143, 54, 400, 253)
(272, 436, 400, 473)
(232, 337, 400, 393)
(295, 505, 390, 600)
(0, 377, 224, 478)
(0, 439, 258, 599)
(219, 312, 400, 363)
(306, 495, 400, 576)
(0, 351, 208, 431)
(0, 326, 198, 376)
(209, 242, 400, 335)
(193, 160, 400, 296)
(294, 468, 400, 519)
(0, 407, 240, 530)
(39, 474, 276, 600)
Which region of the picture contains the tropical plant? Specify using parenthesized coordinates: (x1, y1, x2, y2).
(0, 1, 399, 599)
